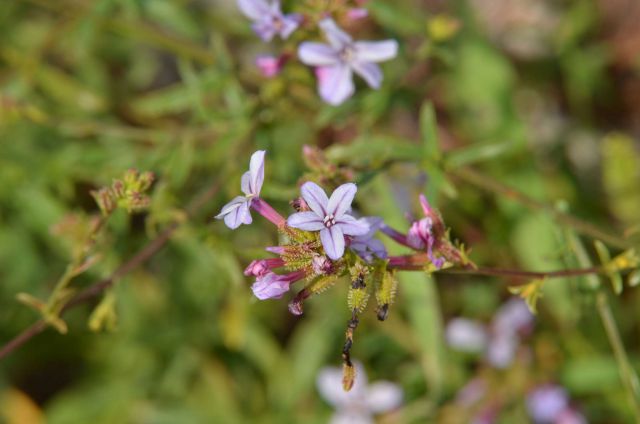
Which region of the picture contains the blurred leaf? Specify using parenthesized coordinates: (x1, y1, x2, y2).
(601, 133, 640, 226)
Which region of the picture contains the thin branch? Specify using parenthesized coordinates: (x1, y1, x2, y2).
(0, 180, 222, 361)
(387, 253, 605, 280)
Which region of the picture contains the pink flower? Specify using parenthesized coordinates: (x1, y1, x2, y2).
(244, 258, 285, 276)
(346, 8, 369, 21)
(255, 55, 282, 78)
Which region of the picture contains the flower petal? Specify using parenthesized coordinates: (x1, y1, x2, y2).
(320, 226, 345, 260)
(287, 211, 325, 231)
(353, 40, 398, 62)
(300, 181, 329, 217)
(248, 150, 266, 195)
(366, 381, 403, 413)
(352, 61, 383, 89)
(367, 238, 388, 259)
(237, 0, 271, 20)
(224, 199, 252, 229)
(327, 183, 357, 218)
(251, 273, 290, 300)
(298, 42, 339, 66)
(279, 13, 302, 39)
(338, 216, 370, 236)
(240, 171, 251, 195)
(252, 20, 277, 42)
(215, 196, 246, 218)
(319, 18, 352, 49)
(318, 65, 355, 106)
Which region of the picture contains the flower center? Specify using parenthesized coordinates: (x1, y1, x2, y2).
(339, 45, 355, 63)
(272, 15, 283, 31)
(323, 214, 336, 227)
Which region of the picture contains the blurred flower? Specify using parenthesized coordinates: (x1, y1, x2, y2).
(346, 8, 369, 21)
(445, 318, 488, 353)
(526, 385, 572, 424)
(298, 18, 398, 105)
(237, 0, 301, 42)
(317, 362, 403, 424)
(493, 297, 535, 335)
(287, 182, 369, 260)
(446, 298, 534, 368)
(215, 150, 265, 229)
(255, 55, 283, 77)
(350, 217, 388, 262)
(251, 270, 304, 300)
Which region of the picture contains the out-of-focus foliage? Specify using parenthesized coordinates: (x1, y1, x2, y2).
(1, 0, 639, 423)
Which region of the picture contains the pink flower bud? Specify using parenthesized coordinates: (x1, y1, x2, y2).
(256, 55, 282, 78)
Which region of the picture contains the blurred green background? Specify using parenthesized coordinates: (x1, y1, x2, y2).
(1, 0, 640, 422)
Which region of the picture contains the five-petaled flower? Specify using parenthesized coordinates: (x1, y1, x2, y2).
(237, 0, 301, 42)
(215, 150, 265, 229)
(298, 18, 398, 105)
(287, 182, 369, 260)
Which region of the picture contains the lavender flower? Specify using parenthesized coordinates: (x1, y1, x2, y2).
(237, 0, 301, 42)
(298, 18, 398, 105)
(351, 217, 388, 262)
(317, 362, 403, 424)
(526, 385, 569, 424)
(287, 182, 369, 260)
(251, 270, 304, 300)
(215, 150, 265, 229)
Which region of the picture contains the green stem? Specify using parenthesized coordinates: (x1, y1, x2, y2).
(596, 291, 640, 422)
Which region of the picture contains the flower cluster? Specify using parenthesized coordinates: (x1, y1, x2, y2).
(236, 0, 398, 105)
(216, 150, 470, 390)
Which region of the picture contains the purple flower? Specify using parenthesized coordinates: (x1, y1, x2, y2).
(526, 385, 569, 424)
(251, 270, 304, 300)
(287, 182, 369, 260)
(237, 0, 301, 42)
(215, 150, 265, 229)
(351, 217, 388, 262)
(298, 18, 398, 105)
